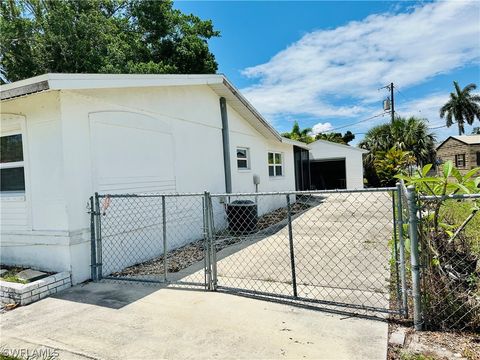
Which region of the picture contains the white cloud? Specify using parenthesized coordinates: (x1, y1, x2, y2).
(397, 93, 480, 140)
(241, 1, 480, 120)
(311, 122, 333, 134)
(397, 93, 449, 127)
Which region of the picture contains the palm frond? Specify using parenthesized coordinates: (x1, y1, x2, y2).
(462, 83, 477, 94)
(453, 81, 462, 95)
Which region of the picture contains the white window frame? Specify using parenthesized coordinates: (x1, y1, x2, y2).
(236, 147, 250, 171)
(455, 153, 466, 168)
(268, 151, 284, 177)
(1, 115, 28, 201)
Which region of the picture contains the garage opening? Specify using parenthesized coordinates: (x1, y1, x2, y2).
(310, 159, 346, 190)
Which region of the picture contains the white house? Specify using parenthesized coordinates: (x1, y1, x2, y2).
(308, 139, 367, 190)
(0, 73, 296, 284)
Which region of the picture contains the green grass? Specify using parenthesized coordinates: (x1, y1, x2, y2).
(0, 275, 27, 284)
(400, 352, 437, 360)
(0, 268, 28, 284)
(0, 354, 22, 360)
(440, 199, 480, 255)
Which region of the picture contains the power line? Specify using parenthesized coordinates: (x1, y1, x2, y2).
(429, 124, 448, 130)
(318, 112, 388, 134)
(393, 84, 409, 102)
(319, 82, 437, 135)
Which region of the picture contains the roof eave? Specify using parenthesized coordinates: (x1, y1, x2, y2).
(220, 78, 282, 141)
(436, 136, 466, 149)
(310, 139, 369, 153)
(0, 73, 283, 143)
(280, 137, 311, 150)
(1, 78, 50, 100)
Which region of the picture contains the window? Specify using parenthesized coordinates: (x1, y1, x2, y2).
(1, 134, 25, 193)
(236, 147, 250, 170)
(268, 152, 283, 177)
(455, 154, 466, 168)
(477, 152, 480, 166)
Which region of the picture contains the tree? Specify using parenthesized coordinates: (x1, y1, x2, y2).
(0, 0, 220, 83)
(440, 81, 480, 135)
(315, 130, 355, 145)
(472, 127, 480, 135)
(359, 116, 436, 186)
(281, 121, 314, 144)
(373, 147, 416, 187)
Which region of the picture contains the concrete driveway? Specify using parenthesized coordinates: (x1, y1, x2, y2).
(213, 192, 394, 314)
(0, 282, 387, 359)
(1, 192, 393, 359)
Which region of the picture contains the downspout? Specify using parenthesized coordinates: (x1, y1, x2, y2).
(219, 97, 232, 193)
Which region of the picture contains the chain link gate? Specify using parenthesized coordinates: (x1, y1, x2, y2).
(89, 188, 408, 318)
(207, 188, 408, 318)
(89, 192, 215, 289)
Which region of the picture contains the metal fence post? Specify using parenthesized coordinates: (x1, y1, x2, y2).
(162, 195, 168, 282)
(204, 191, 212, 290)
(89, 196, 97, 281)
(286, 194, 298, 297)
(396, 183, 408, 318)
(207, 194, 217, 291)
(406, 185, 423, 330)
(391, 190, 401, 309)
(94, 192, 103, 280)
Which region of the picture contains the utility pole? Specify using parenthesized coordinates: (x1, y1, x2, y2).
(381, 82, 395, 123)
(389, 82, 395, 124)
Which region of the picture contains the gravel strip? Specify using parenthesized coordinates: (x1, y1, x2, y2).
(111, 199, 317, 278)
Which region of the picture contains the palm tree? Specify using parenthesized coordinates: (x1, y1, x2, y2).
(315, 131, 355, 145)
(281, 121, 313, 143)
(440, 81, 480, 135)
(359, 116, 436, 186)
(360, 116, 436, 166)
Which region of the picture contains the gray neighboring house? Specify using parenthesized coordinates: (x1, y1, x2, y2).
(436, 135, 480, 173)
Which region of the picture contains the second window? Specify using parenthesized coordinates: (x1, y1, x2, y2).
(236, 147, 250, 170)
(268, 152, 283, 176)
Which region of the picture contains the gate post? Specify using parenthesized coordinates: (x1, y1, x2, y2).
(391, 189, 401, 308)
(203, 191, 213, 291)
(396, 183, 408, 318)
(286, 194, 298, 297)
(89, 196, 97, 282)
(162, 195, 168, 282)
(208, 194, 217, 291)
(94, 193, 103, 280)
(406, 185, 423, 330)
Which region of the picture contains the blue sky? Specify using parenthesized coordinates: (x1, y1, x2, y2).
(175, 1, 480, 144)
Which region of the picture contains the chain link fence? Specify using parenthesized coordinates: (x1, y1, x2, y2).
(90, 193, 212, 288)
(88, 185, 480, 330)
(416, 193, 480, 331)
(209, 189, 404, 317)
(90, 188, 408, 319)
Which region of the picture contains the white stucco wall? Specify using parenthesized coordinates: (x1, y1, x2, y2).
(309, 140, 366, 190)
(1, 84, 295, 283)
(228, 104, 295, 194)
(1, 92, 72, 275)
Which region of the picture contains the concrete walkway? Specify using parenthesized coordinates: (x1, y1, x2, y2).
(0, 282, 388, 359)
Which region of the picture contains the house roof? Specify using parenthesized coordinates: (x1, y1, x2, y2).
(0, 73, 282, 141)
(280, 137, 311, 150)
(309, 139, 369, 153)
(436, 135, 480, 149)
